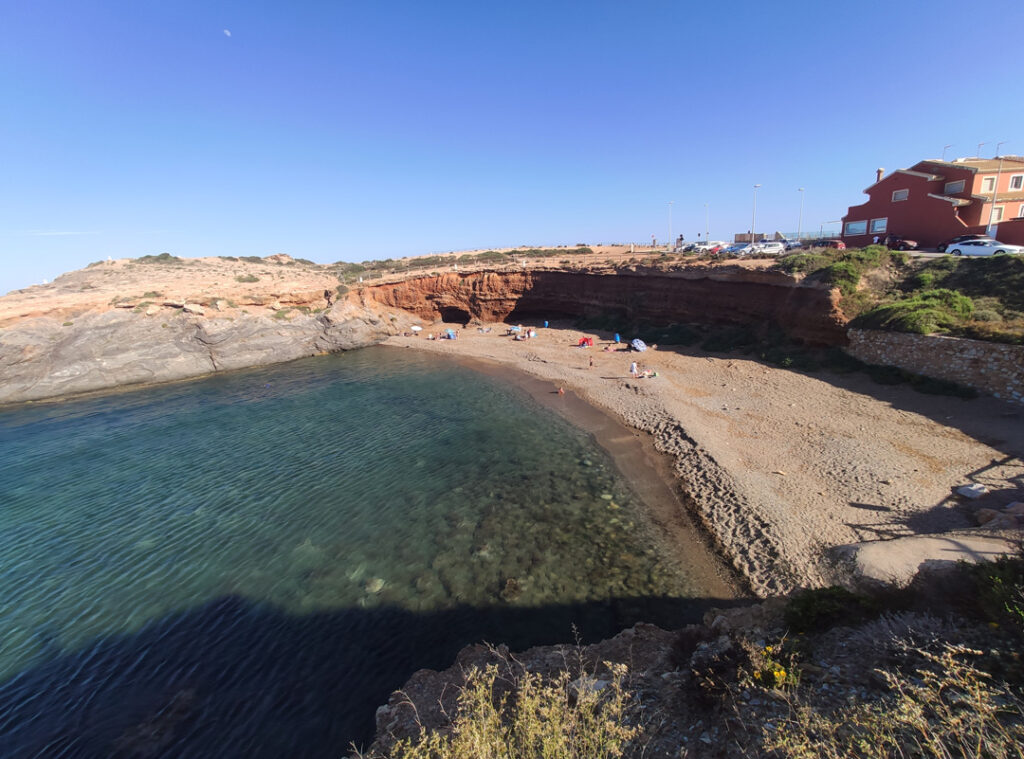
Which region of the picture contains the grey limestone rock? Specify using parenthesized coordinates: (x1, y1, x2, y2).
(0, 301, 395, 405)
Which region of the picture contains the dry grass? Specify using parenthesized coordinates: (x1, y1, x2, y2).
(355, 660, 639, 759)
(762, 644, 1024, 758)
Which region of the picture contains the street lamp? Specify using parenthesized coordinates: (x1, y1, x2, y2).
(977, 142, 987, 158)
(704, 202, 709, 242)
(942, 144, 953, 161)
(797, 188, 805, 240)
(995, 140, 1006, 158)
(668, 201, 674, 248)
(751, 184, 761, 244)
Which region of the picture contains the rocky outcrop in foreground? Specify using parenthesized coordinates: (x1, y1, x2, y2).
(0, 299, 398, 405)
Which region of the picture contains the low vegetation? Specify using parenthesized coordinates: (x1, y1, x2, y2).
(332, 247, 593, 283)
(235, 274, 259, 283)
(359, 551, 1024, 758)
(776, 246, 1024, 344)
(135, 252, 181, 264)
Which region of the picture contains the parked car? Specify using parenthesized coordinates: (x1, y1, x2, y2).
(948, 239, 1024, 256)
(936, 234, 994, 253)
(783, 239, 804, 250)
(722, 243, 752, 255)
(882, 234, 918, 251)
(807, 239, 846, 250)
(755, 241, 786, 256)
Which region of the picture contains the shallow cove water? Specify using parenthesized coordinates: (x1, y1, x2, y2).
(0, 347, 723, 757)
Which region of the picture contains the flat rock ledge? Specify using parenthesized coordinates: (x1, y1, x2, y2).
(0, 300, 401, 405)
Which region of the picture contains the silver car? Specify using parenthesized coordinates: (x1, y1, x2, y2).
(948, 239, 1024, 256)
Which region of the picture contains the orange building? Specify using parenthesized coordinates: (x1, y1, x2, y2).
(841, 156, 1024, 248)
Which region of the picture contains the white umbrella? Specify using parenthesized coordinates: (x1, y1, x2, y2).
(410, 325, 423, 332)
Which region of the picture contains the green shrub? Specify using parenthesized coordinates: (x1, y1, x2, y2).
(854, 289, 975, 334)
(136, 252, 179, 264)
(235, 274, 259, 283)
(784, 587, 879, 633)
(240, 256, 263, 263)
(973, 309, 1003, 322)
(142, 291, 162, 298)
(336, 284, 349, 296)
(822, 261, 861, 295)
(62, 321, 73, 327)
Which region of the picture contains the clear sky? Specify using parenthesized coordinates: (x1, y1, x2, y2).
(2, 0, 1022, 293)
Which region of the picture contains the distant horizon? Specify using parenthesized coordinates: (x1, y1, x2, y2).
(3, 0, 1021, 294)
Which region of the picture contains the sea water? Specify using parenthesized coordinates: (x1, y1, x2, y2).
(0, 347, 713, 757)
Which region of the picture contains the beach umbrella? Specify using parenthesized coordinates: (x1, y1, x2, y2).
(410, 325, 423, 332)
(630, 338, 647, 352)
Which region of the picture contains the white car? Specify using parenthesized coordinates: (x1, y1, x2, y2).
(754, 241, 786, 256)
(948, 239, 1024, 256)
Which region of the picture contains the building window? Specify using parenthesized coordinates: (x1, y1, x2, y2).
(944, 179, 965, 194)
(1018, 204, 1024, 218)
(869, 218, 888, 234)
(982, 176, 996, 193)
(1010, 174, 1024, 191)
(845, 220, 868, 235)
(891, 189, 909, 202)
(991, 206, 1004, 222)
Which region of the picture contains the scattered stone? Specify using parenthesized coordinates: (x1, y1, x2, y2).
(956, 483, 989, 499)
(1006, 502, 1024, 515)
(145, 305, 160, 316)
(182, 303, 205, 315)
(365, 577, 386, 594)
(976, 508, 1000, 525)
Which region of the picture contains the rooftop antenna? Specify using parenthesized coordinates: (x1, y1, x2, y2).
(977, 142, 987, 158)
(942, 144, 952, 161)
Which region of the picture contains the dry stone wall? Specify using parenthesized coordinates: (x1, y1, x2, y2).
(846, 329, 1024, 405)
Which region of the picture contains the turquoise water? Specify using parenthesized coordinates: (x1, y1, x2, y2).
(0, 348, 712, 757)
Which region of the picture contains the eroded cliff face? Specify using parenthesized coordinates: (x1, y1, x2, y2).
(0, 299, 401, 405)
(361, 266, 847, 345)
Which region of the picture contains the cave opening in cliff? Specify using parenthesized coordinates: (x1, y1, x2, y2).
(504, 305, 585, 325)
(438, 306, 472, 324)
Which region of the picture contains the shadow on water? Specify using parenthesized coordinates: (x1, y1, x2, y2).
(0, 593, 744, 759)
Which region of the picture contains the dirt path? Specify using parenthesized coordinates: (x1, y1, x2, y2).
(387, 323, 1024, 596)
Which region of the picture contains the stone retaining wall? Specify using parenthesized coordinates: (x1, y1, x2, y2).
(846, 329, 1024, 405)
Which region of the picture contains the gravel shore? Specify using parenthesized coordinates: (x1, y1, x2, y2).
(387, 323, 1024, 596)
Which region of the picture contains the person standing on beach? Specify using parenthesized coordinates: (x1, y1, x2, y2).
(629, 360, 638, 378)
(589, 356, 594, 369)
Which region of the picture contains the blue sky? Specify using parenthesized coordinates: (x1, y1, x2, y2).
(2, 0, 1022, 293)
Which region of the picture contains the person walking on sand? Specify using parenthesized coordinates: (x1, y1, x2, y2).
(629, 360, 638, 378)
(589, 356, 594, 369)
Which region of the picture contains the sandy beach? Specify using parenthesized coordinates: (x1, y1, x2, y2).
(387, 323, 1024, 597)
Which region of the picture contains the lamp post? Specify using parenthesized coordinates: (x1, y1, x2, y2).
(704, 202, 709, 242)
(751, 184, 761, 244)
(797, 188, 805, 240)
(942, 144, 953, 161)
(668, 201, 674, 249)
(977, 142, 987, 157)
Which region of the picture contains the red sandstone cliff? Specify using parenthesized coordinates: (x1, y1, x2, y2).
(361, 265, 847, 345)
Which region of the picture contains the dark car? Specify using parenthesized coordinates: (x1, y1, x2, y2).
(937, 234, 994, 253)
(808, 239, 846, 250)
(882, 234, 918, 251)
